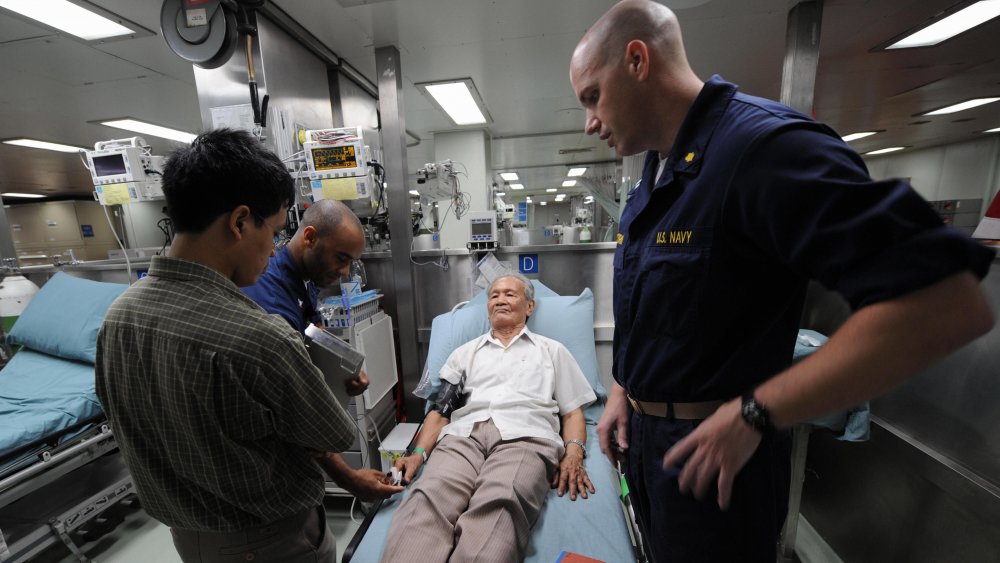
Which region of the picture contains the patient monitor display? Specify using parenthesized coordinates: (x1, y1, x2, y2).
(311, 145, 358, 171)
(304, 324, 364, 408)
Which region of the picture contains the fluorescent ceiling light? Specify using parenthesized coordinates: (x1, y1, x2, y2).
(841, 131, 879, 142)
(3, 138, 85, 152)
(99, 118, 196, 143)
(500, 172, 519, 181)
(496, 192, 506, 196)
(510, 183, 525, 190)
(409, 190, 420, 196)
(546, 188, 557, 193)
(984, 127, 1000, 133)
(540, 201, 547, 206)
(562, 180, 577, 187)
(2, 192, 45, 198)
(921, 97, 1000, 116)
(887, 1, 1000, 49)
(0, 0, 134, 41)
(417, 79, 491, 125)
(567, 167, 587, 176)
(526, 197, 533, 202)
(866, 147, 906, 155)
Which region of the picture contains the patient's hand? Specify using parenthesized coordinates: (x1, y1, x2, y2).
(394, 453, 424, 485)
(343, 468, 405, 501)
(345, 370, 370, 396)
(552, 452, 595, 501)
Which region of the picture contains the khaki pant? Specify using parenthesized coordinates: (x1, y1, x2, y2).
(381, 419, 562, 563)
(170, 505, 335, 563)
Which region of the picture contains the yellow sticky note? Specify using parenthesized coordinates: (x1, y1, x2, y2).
(321, 178, 359, 201)
(102, 183, 132, 205)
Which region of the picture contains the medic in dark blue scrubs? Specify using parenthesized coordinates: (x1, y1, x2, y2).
(571, 3, 995, 561)
(241, 199, 404, 502)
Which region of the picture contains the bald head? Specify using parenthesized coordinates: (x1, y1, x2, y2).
(575, 1, 689, 72)
(301, 198, 362, 238)
(570, 0, 702, 158)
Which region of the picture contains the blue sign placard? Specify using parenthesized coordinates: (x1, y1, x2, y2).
(519, 254, 538, 274)
(81, 224, 94, 238)
(516, 201, 527, 223)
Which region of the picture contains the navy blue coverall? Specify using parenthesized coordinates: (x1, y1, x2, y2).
(613, 76, 994, 562)
(242, 245, 320, 332)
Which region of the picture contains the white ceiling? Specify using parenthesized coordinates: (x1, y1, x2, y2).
(0, 0, 998, 201)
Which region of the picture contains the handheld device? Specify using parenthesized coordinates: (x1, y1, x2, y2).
(303, 324, 365, 408)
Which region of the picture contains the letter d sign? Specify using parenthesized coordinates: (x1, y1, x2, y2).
(519, 254, 538, 274)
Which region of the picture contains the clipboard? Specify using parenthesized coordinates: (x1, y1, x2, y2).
(304, 324, 365, 409)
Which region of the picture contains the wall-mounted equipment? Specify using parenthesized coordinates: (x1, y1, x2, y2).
(86, 137, 165, 205)
(467, 210, 498, 251)
(298, 127, 375, 203)
(415, 160, 458, 201)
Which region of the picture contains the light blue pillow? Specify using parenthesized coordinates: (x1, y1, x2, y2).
(422, 286, 606, 419)
(7, 272, 128, 364)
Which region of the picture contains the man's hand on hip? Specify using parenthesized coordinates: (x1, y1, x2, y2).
(661, 399, 761, 510)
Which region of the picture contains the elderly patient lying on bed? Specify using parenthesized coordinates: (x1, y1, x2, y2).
(380, 273, 597, 563)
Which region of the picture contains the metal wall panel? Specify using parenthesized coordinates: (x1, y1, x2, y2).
(800, 256, 1000, 560)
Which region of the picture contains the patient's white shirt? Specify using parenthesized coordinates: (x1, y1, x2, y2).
(437, 326, 596, 446)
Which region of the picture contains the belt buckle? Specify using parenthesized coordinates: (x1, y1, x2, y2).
(627, 395, 645, 415)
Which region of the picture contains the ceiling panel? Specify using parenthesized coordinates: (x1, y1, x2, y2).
(0, 0, 997, 201)
(0, 35, 152, 86)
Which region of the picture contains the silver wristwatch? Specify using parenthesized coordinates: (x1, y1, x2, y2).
(565, 439, 587, 458)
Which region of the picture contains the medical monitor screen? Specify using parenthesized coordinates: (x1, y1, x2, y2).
(93, 154, 127, 177)
(471, 221, 493, 237)
(312, 146, 358, 171)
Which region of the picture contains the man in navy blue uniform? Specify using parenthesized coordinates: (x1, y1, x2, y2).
(243, 198, 402, 502)
(570, 1, 995, 561)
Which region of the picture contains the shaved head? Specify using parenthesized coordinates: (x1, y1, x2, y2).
(570, 0, 703, 158)
(574, 0, 688, 73)
(301, 198, 362, 238)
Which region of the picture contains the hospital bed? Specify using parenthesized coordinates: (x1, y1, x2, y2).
(0, 272, 132, 562)
(344, 282, 644, 563)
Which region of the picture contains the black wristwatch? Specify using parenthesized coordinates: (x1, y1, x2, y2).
(740, 392, 773, 434)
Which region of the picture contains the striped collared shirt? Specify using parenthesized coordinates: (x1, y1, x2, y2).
(96, 256, 355, 531)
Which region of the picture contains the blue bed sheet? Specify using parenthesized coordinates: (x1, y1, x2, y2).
(0, 349, 102, 459)
(349, 422, 635, 563)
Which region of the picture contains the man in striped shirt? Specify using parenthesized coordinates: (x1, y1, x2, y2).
(97, 129, 356, 563)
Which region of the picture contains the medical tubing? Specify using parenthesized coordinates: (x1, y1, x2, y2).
(103, 204, 132, 284)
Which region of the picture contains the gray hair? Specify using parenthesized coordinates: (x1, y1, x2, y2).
(489, 273, 534, 301)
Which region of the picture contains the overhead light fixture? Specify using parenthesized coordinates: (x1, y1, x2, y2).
(562, 180, 577, 187)
(886, 1, 1000, 49)
(3, 138, 86, 153)
(920, 97, 1000, 116)
(982, 126, 1000, 133)
(510, 183, 525, 190)
(526, 197, 533, 202)
(98, 118, 196, 143)
(415, 78, 492, 126)
(409, 190, 420, 196)
(866, 146, 906, 155)
(567, 167, 587, 176)
(2, 192, 45, 199)
(500, 172, 519, 181)
(841, 131, 879, 142)
(0, 0, 135, 41)
(546, 188, 557, 192)
(496, 192, 506, 196)
(540, 201, 547, 206)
